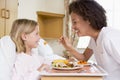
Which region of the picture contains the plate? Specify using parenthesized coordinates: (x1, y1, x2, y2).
(78, 63, 91, 67)
(52, 66, 83, 70)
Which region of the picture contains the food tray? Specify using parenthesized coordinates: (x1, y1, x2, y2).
(40, 64, 108, 77)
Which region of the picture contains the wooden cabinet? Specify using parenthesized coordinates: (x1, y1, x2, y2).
(37, 11, 64, 39)
(0, 0, 18, 38)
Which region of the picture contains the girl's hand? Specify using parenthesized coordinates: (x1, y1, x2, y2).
(37, 64, 50, 72)
(59, 36, 73, 50)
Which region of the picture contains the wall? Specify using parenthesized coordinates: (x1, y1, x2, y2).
(18, 0, 45, 21)
(18, 0, 65, 56)
(97, 0, 120, 30)
(18, 0, 64, 20)
(44, 0, 64, 14)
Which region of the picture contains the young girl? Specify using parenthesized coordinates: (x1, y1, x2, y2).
(10, 19, 49, 80)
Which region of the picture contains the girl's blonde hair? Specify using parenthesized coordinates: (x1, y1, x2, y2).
(10, 19, 38, 53)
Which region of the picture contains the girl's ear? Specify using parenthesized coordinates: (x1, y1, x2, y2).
(21, 33, 27, 40)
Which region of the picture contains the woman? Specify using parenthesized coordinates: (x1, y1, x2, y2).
(59, 0, 120, 80)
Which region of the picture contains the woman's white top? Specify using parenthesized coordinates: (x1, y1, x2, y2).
(12, 52, 48, 80)
(88, 27, 120, 80)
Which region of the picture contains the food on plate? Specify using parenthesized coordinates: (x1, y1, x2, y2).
(52, 59, 69, 68)
(52, 59, 69, 64)
(52, 59, 82, 68)
(77, 60, 87, 64)
(77, 60, 91, 67)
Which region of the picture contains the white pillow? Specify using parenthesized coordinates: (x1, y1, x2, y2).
(0, 36, 16, 80)
(38, 39, 54, 56)
(37, 39, 65, 62)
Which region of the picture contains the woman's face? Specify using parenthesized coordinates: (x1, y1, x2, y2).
(24, 25, 40, 49)
(71, 12, 91, 37)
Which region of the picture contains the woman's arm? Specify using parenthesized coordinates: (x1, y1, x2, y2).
(59, 36, 93, 61)
(67, 47, 93, 61)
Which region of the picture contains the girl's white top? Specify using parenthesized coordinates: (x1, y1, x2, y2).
(12, 52, 48, 80)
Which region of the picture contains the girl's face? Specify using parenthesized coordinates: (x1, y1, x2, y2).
(23, 25, 40, 49)
(71, 12, 91, 37)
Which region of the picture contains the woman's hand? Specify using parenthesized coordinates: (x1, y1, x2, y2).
(59, 36, 73, 50)
(37, 64, 50, 72)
